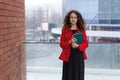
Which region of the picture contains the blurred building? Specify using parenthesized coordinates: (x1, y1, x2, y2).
(97, 0, 120, 42)
(99, 0, 120, 24)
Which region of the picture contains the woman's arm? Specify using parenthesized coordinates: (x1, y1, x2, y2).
(60, 29, 71, 49)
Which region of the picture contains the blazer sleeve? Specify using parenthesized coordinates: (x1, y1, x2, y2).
(78, 30, 88, 51)
(60, 29, 71, 49)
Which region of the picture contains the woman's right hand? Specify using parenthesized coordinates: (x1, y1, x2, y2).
(71, 37, 77, 43)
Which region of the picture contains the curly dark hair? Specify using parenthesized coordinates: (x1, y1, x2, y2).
(63, 10, 86, 30)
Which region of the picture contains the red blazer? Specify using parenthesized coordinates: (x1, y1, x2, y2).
(59, 27, 88, 62)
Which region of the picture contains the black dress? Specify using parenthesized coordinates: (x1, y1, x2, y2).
(62, 30, 84, 80)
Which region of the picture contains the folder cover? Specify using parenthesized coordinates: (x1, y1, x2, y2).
(73, 33, 82, 44)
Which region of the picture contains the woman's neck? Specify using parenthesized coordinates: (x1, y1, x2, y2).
(70, 25, 77, 30)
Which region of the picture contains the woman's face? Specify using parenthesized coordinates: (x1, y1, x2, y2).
(70, 13, 78, 25)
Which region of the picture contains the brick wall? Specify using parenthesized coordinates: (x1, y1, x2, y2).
(0, 0, 26, 80)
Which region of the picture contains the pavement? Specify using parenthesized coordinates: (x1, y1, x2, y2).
(27, 67, 120, 80)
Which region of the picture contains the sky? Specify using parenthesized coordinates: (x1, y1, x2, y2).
(25, 0, 99, 22)
(63, 0, 98, 20)
(25, 0, 62, 15)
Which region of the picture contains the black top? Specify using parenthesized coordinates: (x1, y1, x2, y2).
(71, 30, 77, 34)
(71, 30, 77, 50)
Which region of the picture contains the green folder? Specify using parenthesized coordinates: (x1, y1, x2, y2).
(73, 33, 82, 44)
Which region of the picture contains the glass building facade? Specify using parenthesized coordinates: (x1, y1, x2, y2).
(99, 0, 120, 24)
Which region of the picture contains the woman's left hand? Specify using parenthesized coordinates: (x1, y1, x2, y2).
(71, 42, 79, 48)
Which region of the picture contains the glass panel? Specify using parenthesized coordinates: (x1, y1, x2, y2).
(24, 43, 120, 69)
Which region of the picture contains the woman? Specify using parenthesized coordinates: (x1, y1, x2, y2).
(59, 10, 88, 80)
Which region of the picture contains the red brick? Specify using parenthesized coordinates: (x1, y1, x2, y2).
(0, 73, 6, 80)
(0, 23, 3, 28)
(0, 0, 3, 2)
(0, 36, 4, 42)
(1, 52, 8, 60)
(0, 29, 7, 35)
(4, 45, 10, 52)
(0, 48, 4, 55)
(0, 0, 25, 80)
(0, 60, 5, 68)
(0, 3, 7, 9)
(2, 0, 9, 4)
(0, 10, 3, 16)
(4, 55, 10, 64)
(0, 41, 7, 48)
(3, 10, 9, 16)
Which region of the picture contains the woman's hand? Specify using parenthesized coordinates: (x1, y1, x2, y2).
(69, 37, 78, 48)
(69, 37, 76, 44)
(71, 37, 77, 43)
(71, 42, 79, 48)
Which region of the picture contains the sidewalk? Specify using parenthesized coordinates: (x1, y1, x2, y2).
(27, 67, 120, 80)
